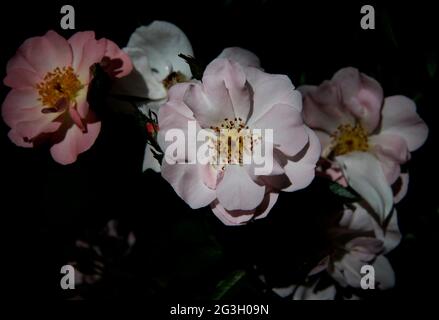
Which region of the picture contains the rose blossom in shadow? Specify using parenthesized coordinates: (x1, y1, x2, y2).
(299, 67, 428, 222)
(2, 30, 133, 164)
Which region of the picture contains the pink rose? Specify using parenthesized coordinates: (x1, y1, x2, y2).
(300, 67, 428, 221)
(158, 56, 320, 225)
(2, 30, 132, 164)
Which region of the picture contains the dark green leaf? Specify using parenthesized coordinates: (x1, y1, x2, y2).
(212, 270, 246, 300)
(329, 182, 359, 201)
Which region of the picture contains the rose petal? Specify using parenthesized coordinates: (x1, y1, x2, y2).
(103, 39, 133, 78)
(4, 67, 41, 89)
(246, 67, 302, 123)
(127, 21, 193, 80)
(380, 95, 428, 151)
(211, 201, 255, 226)
(332, 67, 383, 133)
(217, 47, 261, 68)
(183, 82, 234, 128)
(18, 30, 72, 77)
(203, 58, 251, 122)
(50, 113, 101, 165)
(216, 165, 265, 211)
(369, 133, 409, 184)
(300, 82, 354, 133)
(161, 161, 216, 209)
(393, 173, 409, 204)
(68, 31, 106, 83)
(2, 88, 42, 127)
(283, 127, 321, 192)
(250, 104, 308, 157)
(336, 152, 394, 222)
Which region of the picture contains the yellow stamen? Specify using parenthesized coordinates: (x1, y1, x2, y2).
(36, 66, 83, 110)
(208, 118, 260, 170)
(331, 123, 369, 156)
(162, 71, 187, 90)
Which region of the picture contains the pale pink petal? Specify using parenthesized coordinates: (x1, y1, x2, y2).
(337, 254, 365, 288)
(18, 30, 72, 77)
(370, 133, 409, 184)
(2, 88, 41, 127)
(332, 67, 383, 133)
(211, 202, 255, 226)
(69, 104, 86, 132)
(283, 127, 321, 192)
(68, 31, 96, 71)
(161, 162, 217, 209)
(216, 165, 265, 211)
(15, 114, 62, 142)
(158, 85, 198, 158)
(203, 58, 251, 121)
(368, 208, 401, 254)
(393, 173, 409, 204)
(50, 116, 101, 165)
(4, 67, 41, 89)
(250, 104, 308, 157)
(4, 89, 62, 140)
(68, 32, 106, 83)
(246, 67, 302, 122)
(380, 96, 428, 151)
(300, 82, 354, 134)
(336, 152, 394, 222)
(75, 89, 89, 120)
(247, 146, 287, 182)
(6, 52, 35, 73)
(183, 82, 234, 128)
(217, 47, 261, 68)
(102, 39, 133, 78)
(339, 203, 373, 232)
(254, 192, 279, 220)
(8, 129, 33, 148)
(347, 237, 383, 257)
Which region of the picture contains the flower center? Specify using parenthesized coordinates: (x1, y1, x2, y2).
(162, 71, 187, 90)
(36, 66, 83, 112)
(208, 118, 261, 170)
(331, 123, 369, 156)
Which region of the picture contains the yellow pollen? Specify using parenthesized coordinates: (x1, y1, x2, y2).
(162, 71, 187, 90)
(36, 66, 83, 110)
(331, 123, 369, 156)
(208, 118, 260, 170)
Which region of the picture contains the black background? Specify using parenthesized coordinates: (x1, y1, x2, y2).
(1, 0, 438, 300)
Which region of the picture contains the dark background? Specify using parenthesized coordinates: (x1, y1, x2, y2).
(1, 0, 438, 300)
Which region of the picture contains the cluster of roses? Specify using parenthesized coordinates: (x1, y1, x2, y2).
(2, 21, 428, 299)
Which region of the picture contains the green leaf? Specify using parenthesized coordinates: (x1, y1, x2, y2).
(329, 182, 359, 201)
(212, 270, 246, 300)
